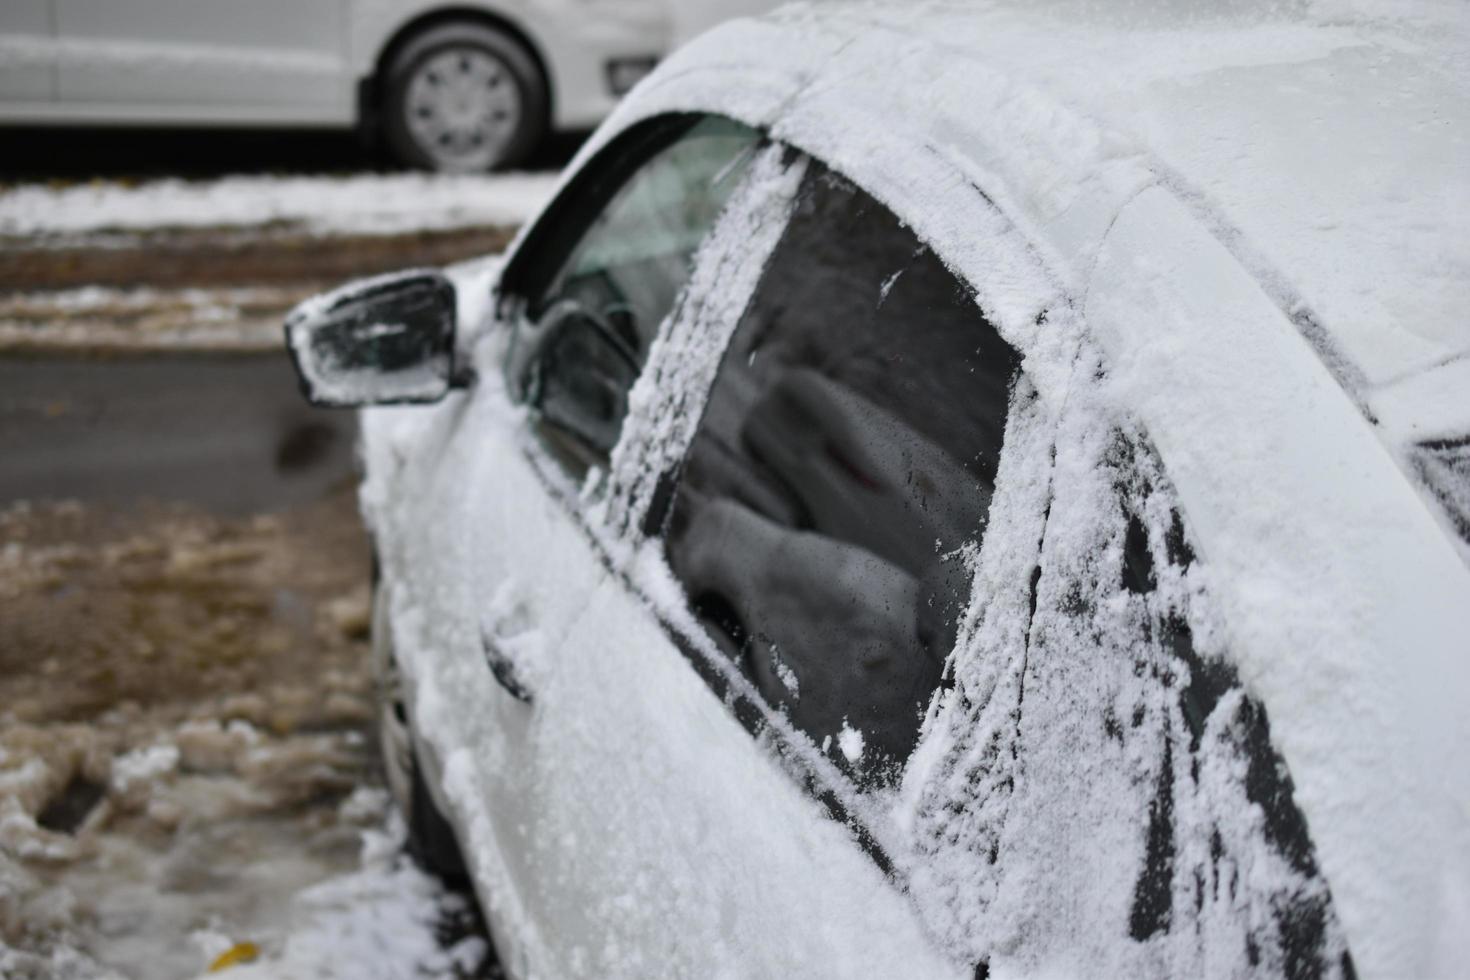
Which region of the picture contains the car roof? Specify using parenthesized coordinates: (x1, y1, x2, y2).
(857, 1, 1470, 386)
(559, 2, 1470, 976)
(601, 0, 1470, 438)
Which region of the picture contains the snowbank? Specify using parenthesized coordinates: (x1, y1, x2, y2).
(0, 172, 559, 239)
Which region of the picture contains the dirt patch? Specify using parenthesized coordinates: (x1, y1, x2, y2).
(0, 490, 496, 979)
(0, 225, 517, 293)
(0, 489, 371, 726)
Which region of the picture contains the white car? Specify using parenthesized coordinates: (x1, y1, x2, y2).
(285, 2, 1470, 978)
(0, 0, 671, 170)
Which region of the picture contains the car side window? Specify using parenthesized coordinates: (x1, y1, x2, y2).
(502, 115, 761, 477)
(907, 416, 1355, 976)
(661, 165, 1021, 785)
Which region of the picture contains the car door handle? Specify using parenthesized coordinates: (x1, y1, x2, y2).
(481, 627, 534, 704)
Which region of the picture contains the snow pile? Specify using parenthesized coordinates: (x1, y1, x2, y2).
(0, 903, 128, 980)
(0, 285, 309, 352)
(189, 808, 487, 980)
(0, 172, 559, 239)
(0, 716, 480, 980)
(0, 253, 505, 354)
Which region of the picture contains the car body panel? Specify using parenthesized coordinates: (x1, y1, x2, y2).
(360, 336, 613, 977)
(1087, 186, 1470, 980)
(0, 0, 670, 129)
(528, 573, 966, 978)
(0, 1, 53, 102)
(52, 0, 350, 111)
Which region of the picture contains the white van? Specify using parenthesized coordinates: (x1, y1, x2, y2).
(0, 1, 771, 171)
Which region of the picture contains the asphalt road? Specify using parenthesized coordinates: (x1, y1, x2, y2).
(0, 351, 358, 512)
(0, 125, 587, 181)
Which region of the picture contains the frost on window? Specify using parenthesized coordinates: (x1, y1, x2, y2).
(604, 143, 808, 538)
(904, 375, 1354, 979)
(652, 163, 1020, 790)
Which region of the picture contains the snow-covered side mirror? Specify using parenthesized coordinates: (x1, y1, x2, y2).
(284, 269, 466, 407)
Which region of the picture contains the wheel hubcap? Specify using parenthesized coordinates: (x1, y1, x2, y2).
(405, 46, 523, 171)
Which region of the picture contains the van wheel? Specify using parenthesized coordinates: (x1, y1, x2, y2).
(373, 587, 468, 880)
(381, 21, 547, 172)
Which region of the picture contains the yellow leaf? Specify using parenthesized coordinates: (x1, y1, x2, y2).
(208, 942, 259, 972)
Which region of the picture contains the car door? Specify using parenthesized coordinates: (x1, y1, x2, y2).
(0, 0, 53, 104)
(513, 157, 1038, 977)
(370, 112, 774, 978)
(53, 0, 350, 117)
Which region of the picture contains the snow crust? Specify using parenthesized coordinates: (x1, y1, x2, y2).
(0, 714, 467, 980)
(836, 722, 865, 765)
(904, 361, 1356, 977)
(0, 172, 558, 239)
(828, 0, 1470, 389)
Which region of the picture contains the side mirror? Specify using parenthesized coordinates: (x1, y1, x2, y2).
(284, 269, 463, 407)
(507, 298, 639, 455)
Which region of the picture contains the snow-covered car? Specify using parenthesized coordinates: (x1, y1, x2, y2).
(0, 0, 672, 171)
(284, 2, 1470, 978)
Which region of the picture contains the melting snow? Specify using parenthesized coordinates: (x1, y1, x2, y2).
(0, 172, 559, 239)
(192, 811, 487, 980)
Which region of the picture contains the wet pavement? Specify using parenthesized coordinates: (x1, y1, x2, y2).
(0, 125, 586, 183)
(0, 352, 356, 513)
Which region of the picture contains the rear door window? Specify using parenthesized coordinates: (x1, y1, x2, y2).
(907, 410, 1356, 976)
(660, 164, 1021, 784)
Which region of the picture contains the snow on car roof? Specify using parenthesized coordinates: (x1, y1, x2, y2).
(864, 0, 1470, 390)
(564, 2, 1470, 976)
(594, 0, 1470, 432)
